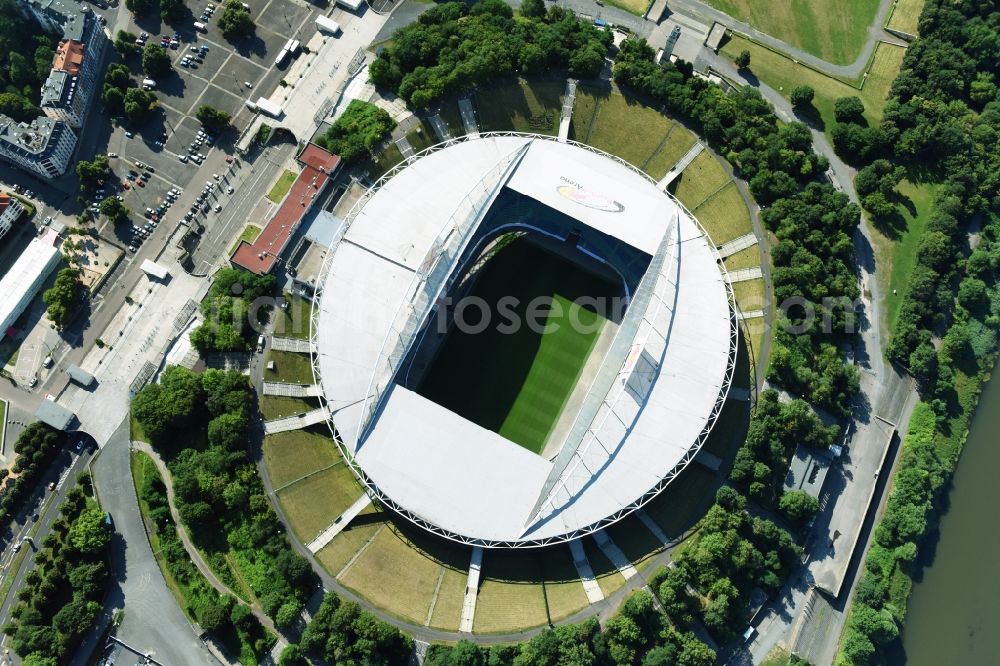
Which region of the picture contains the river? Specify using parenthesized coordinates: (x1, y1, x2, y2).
(896, 375, 1000, 664)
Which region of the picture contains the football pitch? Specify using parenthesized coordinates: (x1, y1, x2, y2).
(416, 237, 618, 454)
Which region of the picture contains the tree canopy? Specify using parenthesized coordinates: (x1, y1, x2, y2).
(368, 1, 612, 107)
(314, 100, 396, 162)
(218, 0, 255, 39)
(43, 268, 81, 329)
(0, 0, 58, 122)
(142, 43, 171, 77)
(195, 105, 232, 131)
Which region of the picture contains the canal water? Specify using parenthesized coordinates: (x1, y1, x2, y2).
(896, 375, 1000, 664)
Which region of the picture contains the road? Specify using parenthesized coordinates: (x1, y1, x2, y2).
(91, 419, 218, 665)
(695, 52, 919, 666)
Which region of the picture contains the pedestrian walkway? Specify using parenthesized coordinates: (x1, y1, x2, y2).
(307, 494, 373, 553)
(458, 98, 479, 139)
(262, 381, 322, 398)
(592, 531, 638, 580)
(558, 79, 577, 143)
(717, 232, 757, 258)
(738, 309, 764, 320)
(428, 113, 452, 142)
(657, 142, 704, 189)
(459, 546, 483, 632)
(270, 336, 313, 353)
(727, 266, 763, 282)
(263, 407, 328, 435)
(568, 539, 604, 603)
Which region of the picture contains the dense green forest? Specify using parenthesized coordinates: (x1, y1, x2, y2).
(369, 0, 613, 107)
(0, 0, 57, 122)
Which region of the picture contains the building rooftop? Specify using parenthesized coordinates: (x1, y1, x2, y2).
(53, 39, 85, 75)
(231, 144, 341, 274)
(35, 398, 75, 431)
(40, 69, 78, 109)
(0, 116, 65, 154)
(784, 446, 834, 499)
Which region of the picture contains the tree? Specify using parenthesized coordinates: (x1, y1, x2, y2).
(160, 0, 185, 22)
(778, 489, 820, 525)
(520, 0, 545, 18)
(316, 100, 396, 161)
(197, 596, 231, 633)
(790, 85, 815, 110)
(68, 507, 112, 554)
(275, 599, 303, 628)
(43, 268, 81, 329)
(218, 0, 255, 39)
(99, 196, 130, 224)
(125, 0, 153, 14)
(52, 599, 100, 638)
(142, 43, 171, 77)
(114, 30, 137, 56)
(195, 105, 232, 131)
(124, 87, 157, 122)
(735, 49, 751, 69)
(104, 63, 132, 89)
(76, 155, 109, 186)
(279, 644, 306, 666)
(833, 96, 865, 123)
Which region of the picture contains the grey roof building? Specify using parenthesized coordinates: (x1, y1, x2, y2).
(35, 399, 76, 431)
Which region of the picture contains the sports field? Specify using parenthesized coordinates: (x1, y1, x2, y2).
(417, 237, 618, 454)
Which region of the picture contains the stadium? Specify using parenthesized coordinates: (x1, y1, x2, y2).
(311, 134, 738, 547)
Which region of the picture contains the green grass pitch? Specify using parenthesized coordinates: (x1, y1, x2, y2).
(416, 237, 617, 454)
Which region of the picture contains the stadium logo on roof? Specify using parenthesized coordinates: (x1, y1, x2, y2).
(556, 182, 624, 213)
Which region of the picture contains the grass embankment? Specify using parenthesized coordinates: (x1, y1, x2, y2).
(272, 293, 313, 341)
(266, 169, 298, 203)
(886, 0, 925, 36)
(868, 180, 936, 334)
(720, 36, 906, 132)
(580, 91, 675, 167)
(705, 0, 880, 65)
(263, 349, 314, 384)
(227, 224, 262, 256)
(475, 78, 564, 136)
(601, 0, 650, 16)
(692, 182, 754, 244)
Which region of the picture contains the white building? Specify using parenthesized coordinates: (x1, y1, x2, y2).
(0, 194, 25, 241)
(0, 237, 61, 334)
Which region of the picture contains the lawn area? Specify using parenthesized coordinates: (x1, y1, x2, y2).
(475, 79, 564, 135)
(605, 0, 650, 15)
(692, 182, 754, 245)
(671, 151, 731, 210)
(437, 100, 466, 137)
(706, 0, 880, 65)
(606, 515, 667, 571)
(272, 293, 313, 341)
(365, 143, 405, 181)
(643, 125, 698, 180)
(733, 279, 766, 311)
(404, 120, 437, 153)
(267, 169, 298, 203)
(428, 568, 467, 631)
(263, 349, 314, 384)
(723, 245, 763, 272)
(259, 395, 317, 421)
(339, 525, 444, 625)
(540, 547, 590, 622)
(721, 36, 906, 132)
(474, 551, 549, 633)
(315, 507, 385, 576)
(582, 538, 627, 598)
(0, 398, 7, 443)
(869, 180, 936, 333)
(570, 86, 606, 143)
(643, 464, 718, 539)
(227, 224, 262, 256)
(276, 464, 365, 542)
(263, 426, 340, 488)
(583, 93, 675, 167)
(887, 0, 924, 36)
(418, 237, 617, 454)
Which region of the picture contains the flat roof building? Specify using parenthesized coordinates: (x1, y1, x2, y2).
(231, 144, 341, 274)
(0, 237, 62, 335)
(0, 195, 25, 242)
(35, 398, 75, 431)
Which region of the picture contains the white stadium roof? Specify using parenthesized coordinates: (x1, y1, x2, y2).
(313, 135, 737, 546)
